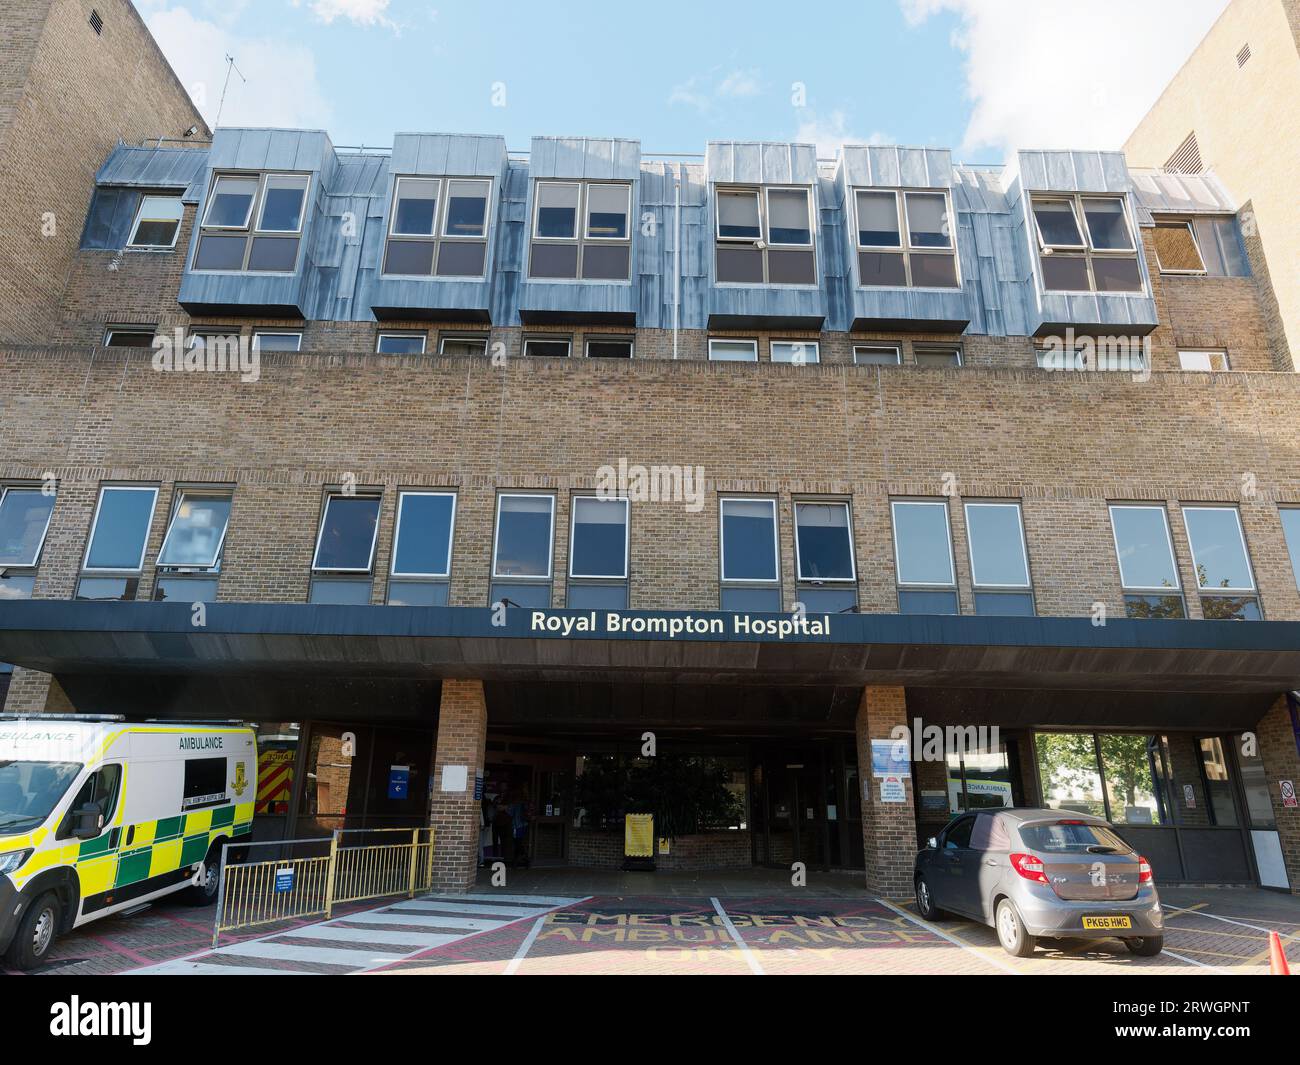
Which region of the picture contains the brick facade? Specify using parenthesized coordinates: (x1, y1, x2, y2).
(856, 687, 917, 897)
(428, 679, 488, 893)
(1257, 696, 1300, 885)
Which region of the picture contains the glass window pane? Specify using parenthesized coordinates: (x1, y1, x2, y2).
(0, 573, 34, 601)
(258, 175, 309, 232)
(387, 580, 449, 607)
(1036, 733, 1105, 818)
(708, 340, 757, 362)
(1039, 253, 1090, 291)
(157, 492, 231, 568)
(586, 185, 629, 239)
(586, 340, 633, 358)
(523, 339, 570, 358)
(721, 585, 781, 612)
(1153, 222, 1204, 272)
(1099, 734, 1166, 825)
(1201, 595, 1261, 620)
(892, 502, 954, 586)
(909, 252, 959, 288)
(568, 583, 628, 609)
(154, 576, 219, 603)
(1124, 593, 1186, 619)
(856, 190, 900, 247)
(377, 334, 426, 354)
(1032, 199, 1083, 247)
(721, 499, 777, 582)
(906, 192, 950, 248)
(898, 588, 959, 614)
(1281, 509, 1300, 591)
(962, 748, 1015, 811)
(85, 488, 157, 571)
(309, 578, 373, 605)
(914, 348, 961, 367)
(204, 175, 258, 227)
(194, 234, 246, 270)
(767, 189, 810, 244)
(247, 235, 300, 272)
(1235, 735, 1276, 829)
(795, 502, 853, 581)
(717, 189, 761, 240)
(444, 179, 488, 237)
(796, 586, 857, 613)
(854, 346, 900, 365)
(1110, 505, 1179, 590)
(252, 333, 301, 352)
(770, 341, 818, 364)
(1183, 507, 1254, 590)
(536, 183, 578, 239)
(571, 497, 627, 579)
(1082, 198, 1132, 250)
(495, 496, 554, 578)
(973, 591, 1035, 616)
(439, 337, 487, 356)
(76, 576, 135, 601)
(130, 196, 183, 247)
(1198, 738, 1239, 827)
(0, 488, 56, 567)
(392, 493, 455, 577)
(1092, 256, 1143, 292)
(393, 178, 438, 236)
(966, 503, 1029, 587)
(313, 495, 380, 571)
(489, 582, 551, 608)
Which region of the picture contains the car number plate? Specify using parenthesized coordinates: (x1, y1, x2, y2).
(1082, 915, 1132, 930)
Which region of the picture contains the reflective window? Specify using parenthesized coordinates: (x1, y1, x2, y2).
(905, 192, 950, 248)
(439, 335, 488, 356)
(1032, 198, 1084, 247)
(535, 182, 579, 239)
(157, 491, 231, 569)
(493, 495, 555, 579)
(853, 345, 901, 366)
(586, 339, 633, 358)
(252, 332, 302, 353)
(794, 501, 855, 582)
(766, 188, 811, 245)
(443, 179, 489, 237)
(312, 494, 381, 572)
(720, 498, 778, 583)
(1178, 350, 1229, 372)
(708, 339, 757, 362)
(892, 501, 955, 585)
(128, 196, 184, 248)
(203, 175, 258, 228)
(585, 184, 630, 240)
(1099, 734, 1167, 825)
(391, 492, 455, 578)
(1153, 221, 1204, 272)
(1182, 505, 1259, 620)
(523, 338, 571, 358)
(856, 190, 900, 247)
(257, 174, 310, 233)
(1109, 504, 1184, 618)
(1235, 735, 1276, 829)
(1198, 738, 1239, 827)
(570, 497, 628, 580)
(392, 177, 439, 236)
(914, 346, 961, 368)
(1036, 733, 1105, 818)
(769, 341, 818, 364)
(377, 333, 426, 355)
(84, 486, 158, 571)
(1280, 509, 1300, 592)
(966, 502, 1034, 616)
(717, 189, 761, 240)
(1081, 197, 1133, 251)
(0, 487, 56, 568)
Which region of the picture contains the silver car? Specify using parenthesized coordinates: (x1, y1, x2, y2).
(913, 808, 1163, 957)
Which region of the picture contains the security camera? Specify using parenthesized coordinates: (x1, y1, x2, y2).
(183, 125, 199, 138)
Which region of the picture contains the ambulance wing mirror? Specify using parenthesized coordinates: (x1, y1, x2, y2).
(72, 803, 104, 840)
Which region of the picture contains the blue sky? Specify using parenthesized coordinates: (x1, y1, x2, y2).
(136, 0, 1230, 163)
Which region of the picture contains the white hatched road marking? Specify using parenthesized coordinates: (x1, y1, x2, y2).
(128, 893, 587, 976)
(710, 897, 764, 975)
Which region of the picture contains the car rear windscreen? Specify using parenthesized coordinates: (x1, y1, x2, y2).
(1020, 821, 1131, 853)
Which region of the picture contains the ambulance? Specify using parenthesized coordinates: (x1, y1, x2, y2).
(0, 715, 256, 970)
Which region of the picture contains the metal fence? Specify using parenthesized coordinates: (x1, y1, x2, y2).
(212, 827, 435, 947)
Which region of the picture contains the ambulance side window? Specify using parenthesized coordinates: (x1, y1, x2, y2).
(57, 764, 122, 839)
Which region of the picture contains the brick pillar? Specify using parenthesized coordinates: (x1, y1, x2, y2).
(3, 668, 56, 713)
(428, 678, 488, 894)
(1257, 695, 1300, 894)
(855, 686, 917, 897)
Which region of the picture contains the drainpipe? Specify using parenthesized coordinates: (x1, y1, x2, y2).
(673, 167, 681, 359)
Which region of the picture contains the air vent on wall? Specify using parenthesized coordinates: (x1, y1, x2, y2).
(89, 9, 104, 35)
(1236, 42, 1251, 67)
(1164, 131, 1203, 175)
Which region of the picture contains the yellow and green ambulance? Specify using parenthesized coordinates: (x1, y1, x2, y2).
(0, 715, 256, 970)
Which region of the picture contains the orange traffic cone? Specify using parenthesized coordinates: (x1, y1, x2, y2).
(1269, 931, 1291, 975)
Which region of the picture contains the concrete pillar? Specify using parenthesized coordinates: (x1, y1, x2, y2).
(855, 685, 917, 897)
(1257, 695, 1300, 894)
(428, 678, 488, 894)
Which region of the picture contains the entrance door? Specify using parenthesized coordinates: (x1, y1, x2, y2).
(754, 748, 828, 868)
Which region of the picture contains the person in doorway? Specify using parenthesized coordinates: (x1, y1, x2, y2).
(510, 786, 534, 866)
(492, 789, 513, 860)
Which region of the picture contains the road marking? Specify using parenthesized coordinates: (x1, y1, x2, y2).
(710, 897, 764, 975)
(458, 892, 581, 906)
(222, 940, 408, 966)
(142, 961, 321, 976)
(390, 901, 544, 918)
(340, 911, 506, 932)
(1160, 947, 1228, 972)
(505, 916, 548, 975)
(284, 924, 458, 948)
(1164, 904, 1300, 940)
(873, 898, 1019, 975)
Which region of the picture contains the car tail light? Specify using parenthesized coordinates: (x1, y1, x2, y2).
(1010, 852, 1048, 884)
(1138, 856, 1154, 884)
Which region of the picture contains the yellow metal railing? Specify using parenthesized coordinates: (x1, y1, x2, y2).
(212, 828, 436, 947)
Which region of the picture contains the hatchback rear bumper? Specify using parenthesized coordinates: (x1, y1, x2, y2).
(1017, 887, 1164, 939)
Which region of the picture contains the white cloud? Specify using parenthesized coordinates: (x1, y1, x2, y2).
(901, 0, 1230, 159)
(290, 0, 396, 28)
(669, 68, 764, 111)
(141, 5, 333, 130)
(793, 110, 889, 158)
(717, 69, 762, 99)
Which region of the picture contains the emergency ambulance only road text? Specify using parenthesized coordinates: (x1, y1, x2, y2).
(530, 611, 831, 640)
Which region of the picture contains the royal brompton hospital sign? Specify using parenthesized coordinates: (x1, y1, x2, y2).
(529, 610, 831, 641)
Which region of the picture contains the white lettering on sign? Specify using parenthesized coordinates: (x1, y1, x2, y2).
(528, 611, 831, 641)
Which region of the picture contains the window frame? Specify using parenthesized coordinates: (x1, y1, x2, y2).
(523, 336, 572, 358)
(251, 331, 302, 353)
(1030, 195, 1087, 251)
(1180, 504, 1257, 595)
(793, 499, 857, 584)
(81, 485, 159, 574)
(914, 344, 963, 368)
(1108, 503, 1182, 593)
(719, 496, 781, 585)
(1178, 349, 1229, 372)
(852, 186, 961, 289)
(852, 344, 902, 366)
(376, 332, 428, 355)
(584, 337, 634, 359)
(763, 186, 814, 248)
(102, 326, 156, 348)
(440, 177, 492, 240)
(1030, 192, 1143, 296)
(155, 487, 233, 573)
(1152, 219, 1207, 275)
(388, 176, 441, 239)
(568, 495, 630, 581)
(890, 499, 957, 589)
(715, 187, 764, 243)
(492, 493, 556, 581)
(769, 340, 820, 364)
(126, 194, 185, 250)
(254, 173, 312, 236)
(201, 173, 261, 231)
(311, 492, 382, 575)
(1078, 196, 1136, 253)
(853, 189, 903, 250)
(389, 490, 457, 580)
(0, 483, 57, 570)
(382, 175, 493, 280)
(708, 338, 758, 363)
(901, 190, 955, 251)
(438, 334, 489, 356)
(964, 501, 1032, 590)
(583, 183, 632, 242)
(532, 180, 582, 243)
(194, 171, 313, 276)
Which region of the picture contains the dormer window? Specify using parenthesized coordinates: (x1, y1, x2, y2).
(853, 189, 959, 289)
(1030, 194, 1142, 293)
(529, 181, 631, 281)
(127, 195, 184, 249)
(383, 176, 491, 278)
(193, 172, 310, 273)
(714, 185, 816, 285)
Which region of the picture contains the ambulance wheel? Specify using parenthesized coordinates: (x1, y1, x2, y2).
(4, 892, 61, 971)
(182, 848, 222, 906)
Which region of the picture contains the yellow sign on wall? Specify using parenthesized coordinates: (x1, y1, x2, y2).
(625, 814, 654, 857)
